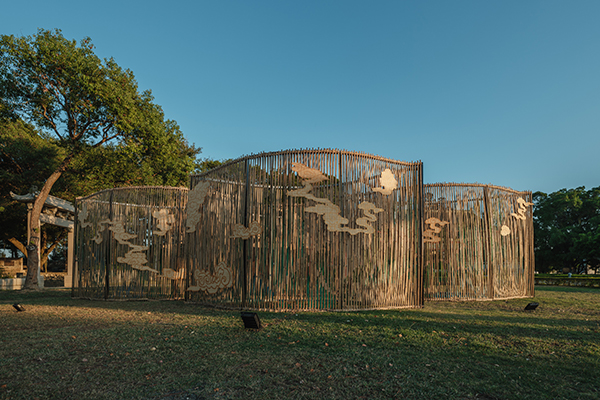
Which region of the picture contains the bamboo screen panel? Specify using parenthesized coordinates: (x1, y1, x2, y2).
(485, 187, 535, 299)
(423, 184, 534, 301)
(184, 158, 247, 307)
(187, 149, 424, 311)
(73, 186, 188, 300)
(423, 184, 488, 301)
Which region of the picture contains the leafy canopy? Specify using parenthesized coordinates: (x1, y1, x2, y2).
(1, 28, 200, 191)
(1, 29, 145, 146)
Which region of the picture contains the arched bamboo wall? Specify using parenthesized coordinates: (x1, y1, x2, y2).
(186, 149, 424, 311)
(423, 183, 534, 301)
(71, 150, 535, 309)
(73, 186, 188, 300)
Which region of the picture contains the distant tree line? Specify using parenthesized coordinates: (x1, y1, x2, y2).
(533, 186, 600, 274)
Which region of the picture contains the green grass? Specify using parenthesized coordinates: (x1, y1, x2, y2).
(1, 287, 599, 400)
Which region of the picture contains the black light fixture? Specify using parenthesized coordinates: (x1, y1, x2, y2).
(241, 312, 262, 329)
(13, 303, 25, 312)
(524, 302, 539, 311)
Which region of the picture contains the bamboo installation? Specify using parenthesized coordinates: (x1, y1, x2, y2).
(423, 183, 534, 301)
(185, 149, 424, 311)
(72, 149, 534, 310)
(72, 186, 189, 300)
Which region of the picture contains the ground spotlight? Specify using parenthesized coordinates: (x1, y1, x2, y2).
(241, 312, 262, 329)
(13, 303, 25, 312)
(524, 302, 539, 311)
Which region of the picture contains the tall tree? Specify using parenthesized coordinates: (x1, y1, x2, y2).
(533, 186, 600, 273)
(1, 117, 199, 271)
(0, 118, 66, 270)
(0, 29, 197, 289)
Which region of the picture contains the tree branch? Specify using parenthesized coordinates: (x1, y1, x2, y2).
(8, 238, 27, 259)
(40, 103, 63, 139)
(102, 122, 114, 137)
(78, 120, 95, 139)
(34, 74, 66, 140)
(41, 230, 67, 271)
(92, 131, 120, 148)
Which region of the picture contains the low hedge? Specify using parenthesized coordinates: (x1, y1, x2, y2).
(535, 275, 600, 288)
(536, 273, 599, 279)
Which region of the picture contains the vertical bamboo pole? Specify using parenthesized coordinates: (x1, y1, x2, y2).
(482, 186, 494, 299)
(527, 191, 535, 296)
(338, 150, 344, 310)
(104, 190, 114, 300)
(417, 162, 424, 307)
(72, 198, 79, 296)
(241, 159, 250, 308)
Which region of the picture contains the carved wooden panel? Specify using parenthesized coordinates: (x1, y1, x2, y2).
(231, 221, 261, 239)
(423, 217, 449, 243)
(188, 261, 233, 293)
(511, 197, 533, 220)
(372, 168, 398, 195)
(186, 181, 211, 233)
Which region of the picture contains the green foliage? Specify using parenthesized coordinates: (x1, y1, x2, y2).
(0, 29, 201, 265)
(61, 122, 199, 195)
(0, 118, 64, 251)
(533, 186, 600, 273)
(1, 29, 143, 145)
(1, 29, 200, 162)
(0, 118, 65, 192)
(195, 157, 229, 173)
(0, 28, 200, 188)
(109, 92, 199, 187)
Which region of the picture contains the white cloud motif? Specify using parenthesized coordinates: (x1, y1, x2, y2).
(372, 169, 398, 195)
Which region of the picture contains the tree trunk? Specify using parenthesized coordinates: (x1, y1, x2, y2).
(41, 229, 47, 273)
(23, 154, 73, 290)
(25, 244, 40, 288)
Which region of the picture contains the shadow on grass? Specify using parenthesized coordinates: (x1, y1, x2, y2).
(1, 286, 599, 400)
(2, 286, 597, 343)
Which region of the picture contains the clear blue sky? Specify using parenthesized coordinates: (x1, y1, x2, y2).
(2, 0, 599, 194)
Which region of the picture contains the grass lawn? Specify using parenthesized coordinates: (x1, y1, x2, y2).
(1, 286, 598, 400)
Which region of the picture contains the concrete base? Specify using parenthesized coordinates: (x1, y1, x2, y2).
(0, 277, 44, 290)
(65, 271, 72, 288)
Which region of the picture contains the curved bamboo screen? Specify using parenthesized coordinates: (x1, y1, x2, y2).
(186, 149, 424, 311)
(72, 150, 535, 310)
(423, 183, 534, 301)
(73, 186, 189, 300)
